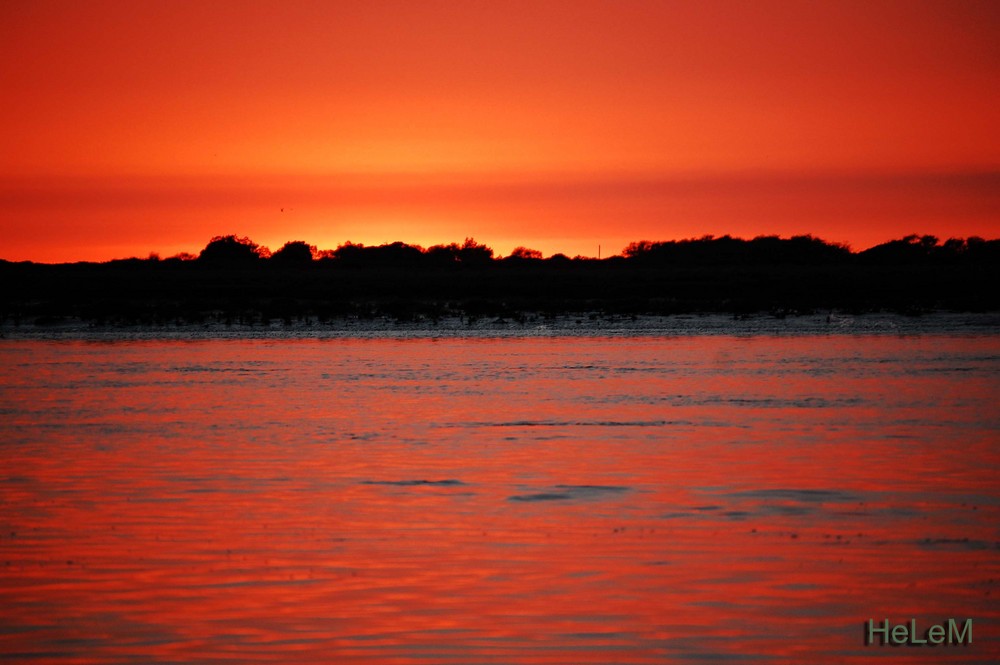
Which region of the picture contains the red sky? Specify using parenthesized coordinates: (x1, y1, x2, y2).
(1, 0, 998, 262)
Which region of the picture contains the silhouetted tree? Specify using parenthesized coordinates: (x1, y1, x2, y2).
(507, 247, 543, 260)
(457, 238, 493, 264)
(965, 236, 1000, 264)
(623, 240, 654, 258)
(942, 237, 966, 258)
(622, 235, 849, 266)
(755, 234, 850, 264)
(426, 242, 461, 265)
(423, 238, 493, 266)
(330, 241, 366, 264)
(368, 242, 424, 266)
(860, 235, 940, 264)
(198, 235, 268, 263)
(270, 240, 316, 264)
(330, 241, 424, 266)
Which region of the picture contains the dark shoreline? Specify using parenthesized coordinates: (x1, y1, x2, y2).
(4, 235, 998, 331)
(3, 262, 997, 331)
(3, 312, 999, 341)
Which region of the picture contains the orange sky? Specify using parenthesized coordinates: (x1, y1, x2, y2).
(1, 0, 998, 262)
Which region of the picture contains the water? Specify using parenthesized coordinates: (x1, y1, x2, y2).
(1, 332, 998, 663)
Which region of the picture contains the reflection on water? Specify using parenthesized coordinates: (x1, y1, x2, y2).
(1, 335, 998, 663)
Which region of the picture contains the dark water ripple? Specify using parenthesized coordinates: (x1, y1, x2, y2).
(509, 485, 631, 502)
(362, 479, 466, 487)
(439, 419, 692, 428)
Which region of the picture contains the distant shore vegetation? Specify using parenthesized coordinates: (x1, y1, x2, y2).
(75, 232, 1000, 267)
(3, 234, 998, 327)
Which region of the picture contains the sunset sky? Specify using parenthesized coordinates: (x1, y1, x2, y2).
(1, 0, 998, 262)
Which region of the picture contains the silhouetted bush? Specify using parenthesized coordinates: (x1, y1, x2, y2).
(425, 238, 494, 266)
(506, 247, 543, 260)
(624, 234, 850, 266)
(331, 241, 425, 267)
(859, 235, 1000, 265)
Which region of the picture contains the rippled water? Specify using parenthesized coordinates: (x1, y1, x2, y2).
(1, 334, 998, 663)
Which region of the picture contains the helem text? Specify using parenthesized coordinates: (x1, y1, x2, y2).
(866, 618, 972, 646)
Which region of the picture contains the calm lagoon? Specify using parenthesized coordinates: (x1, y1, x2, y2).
(1, 329, 998, 663)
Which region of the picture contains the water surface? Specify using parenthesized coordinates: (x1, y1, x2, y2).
(1, 334, 998, 663)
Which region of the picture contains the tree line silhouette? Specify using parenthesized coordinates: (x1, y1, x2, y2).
(189, 235, 505, 266)
(143, 233, 1000, 267)
(2, 234, 997, 327)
